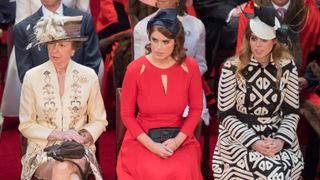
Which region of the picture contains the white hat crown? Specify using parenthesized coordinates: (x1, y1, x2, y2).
(249, 16, 281, 40)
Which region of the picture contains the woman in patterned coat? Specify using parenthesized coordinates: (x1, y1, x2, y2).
(19, 15, 108, 180)
(212, 12, 304, 179)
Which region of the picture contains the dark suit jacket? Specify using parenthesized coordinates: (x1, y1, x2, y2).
(194, 0, 248, 24)
(193, 0, 248, 72)
(15, 4, 102, 82)
(0, 0, 15, 27)
(304, 47, 320, 90)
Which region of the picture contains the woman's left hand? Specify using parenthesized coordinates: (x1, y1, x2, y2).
(265, 138, 285, 156)
(298, 77, 308, 91)
(79, 129, 94, 145)
(162, 138, 178, 152)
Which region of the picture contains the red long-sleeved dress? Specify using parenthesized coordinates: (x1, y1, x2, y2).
(116, 56, 203, 180)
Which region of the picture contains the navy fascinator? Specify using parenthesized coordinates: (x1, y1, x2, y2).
(147, 8, 179, 36)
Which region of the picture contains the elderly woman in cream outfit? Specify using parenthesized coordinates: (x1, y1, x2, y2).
(19, 15, 107, 180)
(1, 0, 90, 117)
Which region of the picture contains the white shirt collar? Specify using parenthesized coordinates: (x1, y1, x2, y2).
(272, 0, 291, 10)
(155, 9, 187, 18)
(42, 2, 63, 17)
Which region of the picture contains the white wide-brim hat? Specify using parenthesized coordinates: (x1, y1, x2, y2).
(139, 0, 193, 7)
(249, 16, 280, 40)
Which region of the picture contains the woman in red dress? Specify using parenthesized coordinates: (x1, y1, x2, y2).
(116, 8, 203, 180)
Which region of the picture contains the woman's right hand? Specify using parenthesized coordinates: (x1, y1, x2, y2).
(148, 142, 174, 158)
(162, 138, 178, 151)
(137, 133, 174, 158)
(48, 130, 85, 144)
(251, 139, 271, 156)
(62, 130, 85, 143)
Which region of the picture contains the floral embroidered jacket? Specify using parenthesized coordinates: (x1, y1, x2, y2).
(19, 60, 107, 180)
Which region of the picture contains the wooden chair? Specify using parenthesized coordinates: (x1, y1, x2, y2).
(20, 135, 27, 157)
(116, 88, 126, 157)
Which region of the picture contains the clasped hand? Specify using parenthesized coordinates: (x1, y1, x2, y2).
(150, 138, 178, 159)
(251, 137, 284, 157)
(48, 129, 92, 144)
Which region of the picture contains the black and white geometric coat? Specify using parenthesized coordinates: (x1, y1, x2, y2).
(212, 56, 304, 179)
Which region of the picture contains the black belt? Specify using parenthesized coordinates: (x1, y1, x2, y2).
(237, 112, 280, 125)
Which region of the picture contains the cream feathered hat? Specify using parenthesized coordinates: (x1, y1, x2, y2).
(27, 15, 87, 49)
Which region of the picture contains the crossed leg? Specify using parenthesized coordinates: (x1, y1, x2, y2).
(34, 158, 88, 180)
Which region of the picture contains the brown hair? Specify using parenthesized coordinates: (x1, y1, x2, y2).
(145, 21, 186, 64)
(235, 24, 292, 86)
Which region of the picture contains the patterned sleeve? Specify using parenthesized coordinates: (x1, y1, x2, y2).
(275, 60, 300, 146)
(218, 60, 261, 148)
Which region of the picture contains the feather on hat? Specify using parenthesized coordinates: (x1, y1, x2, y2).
(26, 15, 87, 50)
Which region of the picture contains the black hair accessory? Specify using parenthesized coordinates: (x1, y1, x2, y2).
(241, 3, 290, 44)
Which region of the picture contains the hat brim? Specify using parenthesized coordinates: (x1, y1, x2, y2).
(46, 36, 88, 44)
(139, 0, 193, 7)
(34, 37, 88, 47)
(27, 37, 88, 50)
(249, 17, 276, 40)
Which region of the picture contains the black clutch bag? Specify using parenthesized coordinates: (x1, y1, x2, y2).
(44, 141, 89, 179)
(148, 127, 180, 143)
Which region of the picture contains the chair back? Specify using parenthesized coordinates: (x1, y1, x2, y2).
(116, 88, 127, 157)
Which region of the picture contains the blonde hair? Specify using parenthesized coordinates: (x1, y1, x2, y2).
(235, 25, 293, 86)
